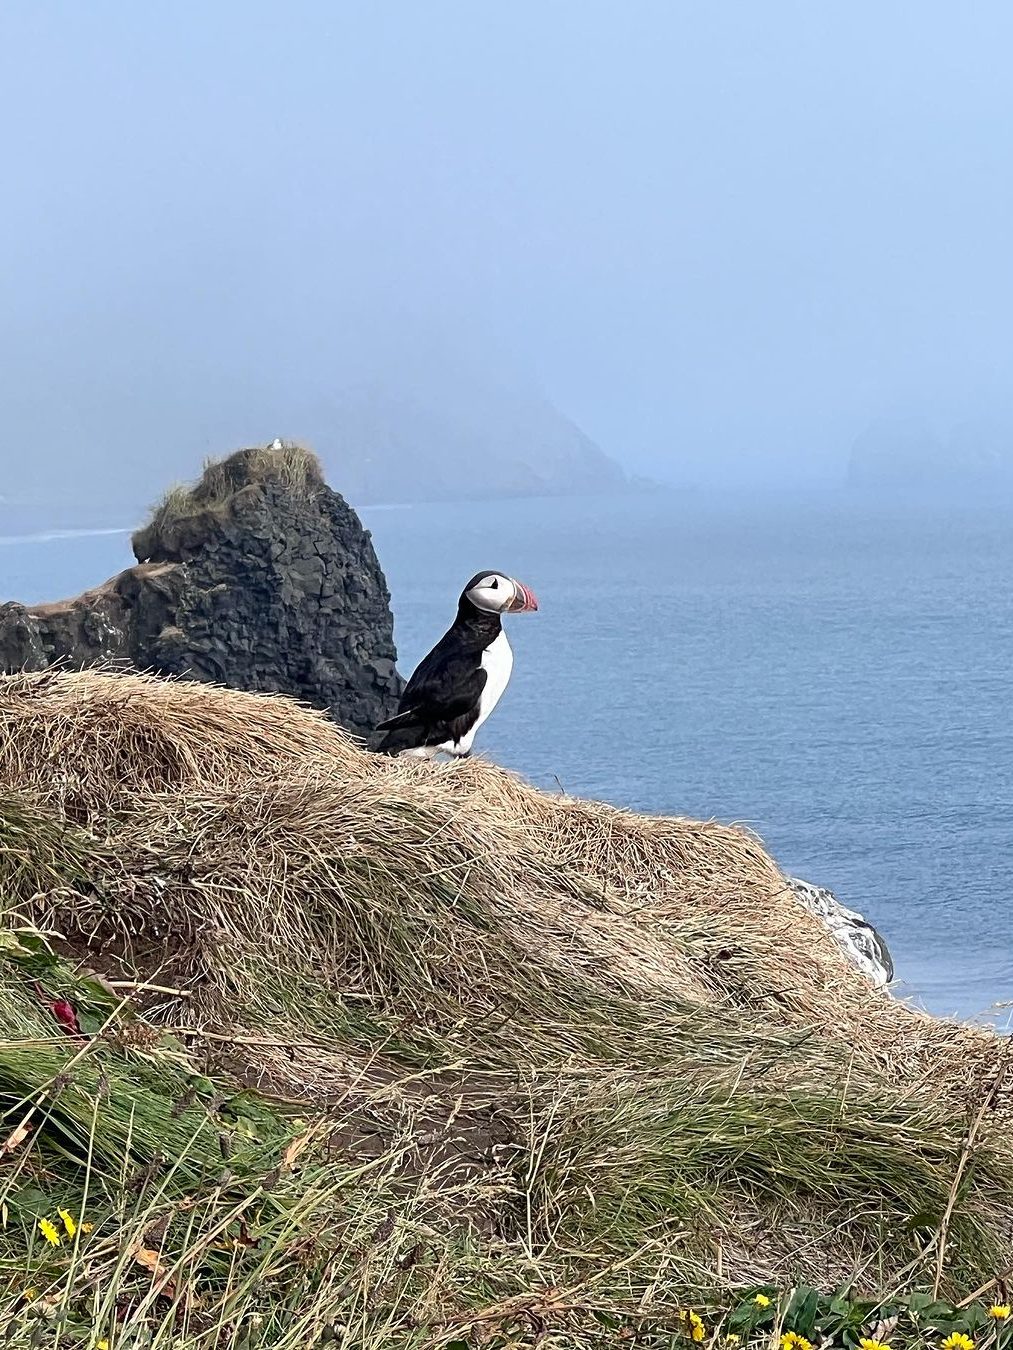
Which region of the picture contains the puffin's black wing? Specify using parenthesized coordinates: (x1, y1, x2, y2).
(375, 638, 488, 752)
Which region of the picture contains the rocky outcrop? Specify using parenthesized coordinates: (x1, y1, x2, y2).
(0, 446, 402, 737)
(847, 416, 1013, 497)
(788, 876, 894, 989)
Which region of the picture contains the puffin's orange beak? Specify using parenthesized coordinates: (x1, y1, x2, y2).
(508, 579, 539, 613)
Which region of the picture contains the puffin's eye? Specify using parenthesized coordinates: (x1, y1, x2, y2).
(490, 578, 498, 588)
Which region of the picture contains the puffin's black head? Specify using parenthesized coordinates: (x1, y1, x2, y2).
(461, 571, 539, 615)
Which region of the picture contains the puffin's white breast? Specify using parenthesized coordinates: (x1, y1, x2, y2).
(475, 630, 513, 732)
(439, 630, 514, 756)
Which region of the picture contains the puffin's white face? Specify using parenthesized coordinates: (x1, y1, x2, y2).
(463, 571, 539, 615)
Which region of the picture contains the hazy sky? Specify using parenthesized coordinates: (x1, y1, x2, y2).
(3, 1, 1013, 505)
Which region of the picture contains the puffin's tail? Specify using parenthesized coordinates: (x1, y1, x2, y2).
(373, 707, 424, 756)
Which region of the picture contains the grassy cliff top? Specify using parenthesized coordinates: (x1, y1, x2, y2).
(134, 443, 324, 555)
(0, 668, 1010, 1347)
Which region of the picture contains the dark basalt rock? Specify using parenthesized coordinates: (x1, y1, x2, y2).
(0, 446, 403, 737)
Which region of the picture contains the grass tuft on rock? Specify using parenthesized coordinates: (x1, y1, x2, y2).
(135, 442, 324, 557)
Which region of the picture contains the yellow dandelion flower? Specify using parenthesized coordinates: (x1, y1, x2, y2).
(725, 1337, 741, 1346)
(754, 1293, 772, 1308)
(97, 1340, 110, 1350)
(780, 1334, 813, 1350)
(38, 1217, 61, 1247)
(988, 1307, 1011, 1321)
(59, 1209, 77, 1239)
(679, 1310, 707, 1343)
(860, 1339, 892, 1350)
(941, 1335, 974, 1350)
(22, 1287, 38, 1301)
(81, 1221, 94, 1234)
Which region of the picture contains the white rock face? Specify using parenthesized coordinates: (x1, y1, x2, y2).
(787, 876, 894, 990)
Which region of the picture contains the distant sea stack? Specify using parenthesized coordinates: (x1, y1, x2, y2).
(0, 446, 402, 736)
(315, 380, 629, 504)
(847, 416, 1013, 497)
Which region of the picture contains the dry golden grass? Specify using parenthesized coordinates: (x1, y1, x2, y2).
(0, 667, 365, 824)
(374, 755, 1002, 1092)
(2, 665, 1012, 1306)
(0, 667, 1004, 1087)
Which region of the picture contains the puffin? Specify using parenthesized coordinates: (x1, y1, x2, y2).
(375, 570, 538, 758)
